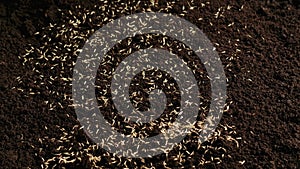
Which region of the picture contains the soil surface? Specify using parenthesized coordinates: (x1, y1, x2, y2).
(0, 0, 299, 168)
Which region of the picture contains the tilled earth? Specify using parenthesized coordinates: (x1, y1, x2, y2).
(0, 0, 299, 168)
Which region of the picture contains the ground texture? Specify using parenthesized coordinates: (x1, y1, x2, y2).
(0, 0, 299, 168)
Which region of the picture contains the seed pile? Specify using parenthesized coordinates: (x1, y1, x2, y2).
(16, 0, 243, 168)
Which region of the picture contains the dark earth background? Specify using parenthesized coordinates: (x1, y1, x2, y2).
(0, 0, 299, 168)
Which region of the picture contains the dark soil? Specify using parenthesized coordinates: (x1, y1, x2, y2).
(0, 0, 299, 168)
